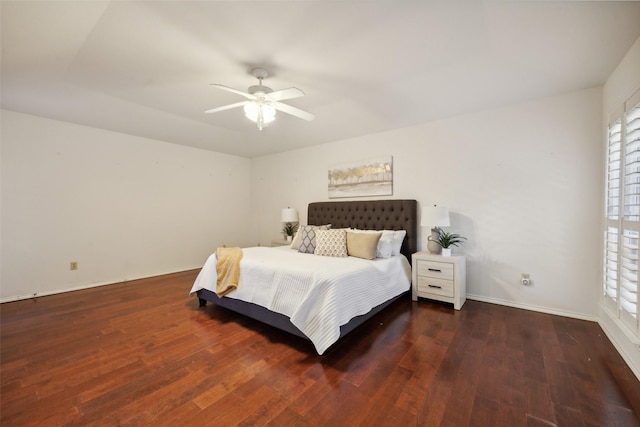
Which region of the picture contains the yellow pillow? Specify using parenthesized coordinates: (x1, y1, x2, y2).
(346, 231, 382, 260)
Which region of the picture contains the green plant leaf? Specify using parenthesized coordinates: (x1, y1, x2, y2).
(282, 223, 298, 236)
(434, 227, 467, 248)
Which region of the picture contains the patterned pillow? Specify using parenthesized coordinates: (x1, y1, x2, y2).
(314, 229, 347, 257)
(298, 224, 331, 254)
(291, 224, 331, 250)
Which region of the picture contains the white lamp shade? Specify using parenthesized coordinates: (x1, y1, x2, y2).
(281, 207, 298, 223)
(421, 206, 450, 227)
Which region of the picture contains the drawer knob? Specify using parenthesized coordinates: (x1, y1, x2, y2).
(428, 268, 442, 272)
(428, 285, 442, 289)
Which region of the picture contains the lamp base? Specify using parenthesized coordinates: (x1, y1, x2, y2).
(427, 228, 442, 254)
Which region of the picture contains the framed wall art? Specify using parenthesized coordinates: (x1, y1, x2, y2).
(328, 156, 393, 199)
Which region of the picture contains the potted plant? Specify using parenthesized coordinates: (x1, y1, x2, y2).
(435, 227, 466, 256)
(282, 222, 298, 242)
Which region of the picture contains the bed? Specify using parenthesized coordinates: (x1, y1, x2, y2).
(191, 199, 418, 354)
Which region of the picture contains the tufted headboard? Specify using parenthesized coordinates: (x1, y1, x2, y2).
(307, 199, 418, 262)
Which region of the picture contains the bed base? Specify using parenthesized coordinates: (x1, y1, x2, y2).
(197, 288, 408, 342)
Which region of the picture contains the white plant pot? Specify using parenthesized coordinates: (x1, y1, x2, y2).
(441, 248, 452, 256)
(286, 235, 292, 242)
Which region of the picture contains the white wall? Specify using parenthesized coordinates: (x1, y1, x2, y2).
(600, 36, 640, 379)
(2, 88, 604, 321)
(604, 36, 640, 116)
(252, 87, 603, 320)
(1, 110, 252, 301)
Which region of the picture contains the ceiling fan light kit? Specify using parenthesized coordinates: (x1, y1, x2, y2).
(205, 68, 314, 130)
(244, 102, 276, 130)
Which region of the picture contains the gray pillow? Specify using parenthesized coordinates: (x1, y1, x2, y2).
(298, 224, 331, 254)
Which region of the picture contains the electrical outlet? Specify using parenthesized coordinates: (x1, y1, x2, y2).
(521, 273, 531, 286)
(70, 261, 78, 271)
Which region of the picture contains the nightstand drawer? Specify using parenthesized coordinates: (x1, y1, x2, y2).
(416, 277, 454, 298)
(416, 260, 454, 280)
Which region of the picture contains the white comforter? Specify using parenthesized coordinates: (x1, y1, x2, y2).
(190, 246, 411, 354)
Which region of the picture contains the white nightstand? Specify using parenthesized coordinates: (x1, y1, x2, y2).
(411, 252, 466, 310)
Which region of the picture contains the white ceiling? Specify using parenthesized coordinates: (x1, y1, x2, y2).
(2, 1, 640, 158)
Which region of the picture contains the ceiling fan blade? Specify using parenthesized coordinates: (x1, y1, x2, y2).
(204, 101, 247, 114)
(269, 87, 305, 102)
(273, 101, 315, 121)
(210, 84, 255, 100)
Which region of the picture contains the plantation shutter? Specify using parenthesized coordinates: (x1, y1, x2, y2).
(620, 95, 640, 330)
(607, 118, 622, 220)
(603, 89, 640, 337)
(604, 116, 623, 313)
(603, 227, 619, 309)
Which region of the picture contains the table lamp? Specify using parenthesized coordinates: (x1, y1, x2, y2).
(421, 205, 450, 254)
(281, 207, 299, 241)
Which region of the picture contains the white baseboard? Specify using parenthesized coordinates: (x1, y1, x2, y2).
(598, 306, 640, 381)
(466, 294, 599, 322)
(0, 267, 201, 304)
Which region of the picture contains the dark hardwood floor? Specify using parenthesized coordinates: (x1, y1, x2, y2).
(1, 270, 639, 426)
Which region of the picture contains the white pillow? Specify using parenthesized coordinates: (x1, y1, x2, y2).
(376, 233, 394, 259)
(290, 228, 302, 249)
(385, 230, 406, 256)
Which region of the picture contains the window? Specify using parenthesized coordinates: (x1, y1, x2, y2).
(604, 89, 640, 338)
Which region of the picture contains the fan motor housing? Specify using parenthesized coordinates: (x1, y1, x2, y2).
(248, 85, 273, 95)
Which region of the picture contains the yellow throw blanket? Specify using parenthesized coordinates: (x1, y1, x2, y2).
(215, 247, 243, 297)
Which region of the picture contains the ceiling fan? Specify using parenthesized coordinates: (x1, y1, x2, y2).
(205, 68, 315, 130)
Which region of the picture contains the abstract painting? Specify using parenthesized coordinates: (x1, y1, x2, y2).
(328, 156, 393, 198)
